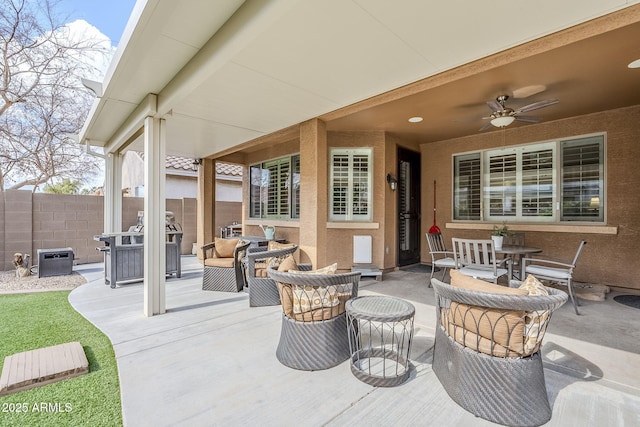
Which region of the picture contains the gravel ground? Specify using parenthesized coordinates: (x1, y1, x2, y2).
(0, 269, 86, 294)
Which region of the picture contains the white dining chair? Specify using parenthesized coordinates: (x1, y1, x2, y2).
(452, 238, 509, 283)
(426, 232, 457, 284)
(521, 240, 587, 315)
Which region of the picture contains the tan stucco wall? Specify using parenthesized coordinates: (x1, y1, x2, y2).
(421, 104, 640, 291)
(241, 125, 422, 271)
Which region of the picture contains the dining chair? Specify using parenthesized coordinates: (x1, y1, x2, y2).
(425, 232, 457, 284)
(521, 240, 587, 315)
(503, 232, 525, 247)
(452, 238, 509, 283)
(502, 231, 526, 277)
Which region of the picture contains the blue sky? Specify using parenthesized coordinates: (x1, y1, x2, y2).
(58, 0, 137, 44)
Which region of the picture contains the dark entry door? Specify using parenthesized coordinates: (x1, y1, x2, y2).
(397, 147, 421, 266)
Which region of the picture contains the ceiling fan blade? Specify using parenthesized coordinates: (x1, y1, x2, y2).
(514, 115, 541, 123)
(487, 99, 503, 112)
(479, 122, 494, 131)
(515, 99, 559, 113)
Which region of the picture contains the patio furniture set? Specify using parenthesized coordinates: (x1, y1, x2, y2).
(426, 232, 587, 314)
(199, 235, 576, 426)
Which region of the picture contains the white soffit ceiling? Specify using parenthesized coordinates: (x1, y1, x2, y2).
(84, 0, 640, 157)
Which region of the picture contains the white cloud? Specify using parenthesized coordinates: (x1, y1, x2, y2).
(61, 19, 116, 80)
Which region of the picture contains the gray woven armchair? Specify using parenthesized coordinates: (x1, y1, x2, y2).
(202, 238, 250, 292)
(266, 267, 360, 371)
(244, 244, 307, 307)
(431, 277, 568, 427)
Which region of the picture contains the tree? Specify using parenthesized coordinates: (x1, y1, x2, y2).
(43, 177, 81, 194)
(0, 0, 112, 192)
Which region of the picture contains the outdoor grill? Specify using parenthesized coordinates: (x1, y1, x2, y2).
(94, 212, 182, 288)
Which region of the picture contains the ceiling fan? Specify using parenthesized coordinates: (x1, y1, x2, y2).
(480, 94, 559, 130)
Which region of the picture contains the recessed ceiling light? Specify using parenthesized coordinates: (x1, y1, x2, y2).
(408, 116, 423, 123)
(628, 59, 640, 69)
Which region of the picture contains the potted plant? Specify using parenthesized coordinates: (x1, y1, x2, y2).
(491, 223, 509, 250)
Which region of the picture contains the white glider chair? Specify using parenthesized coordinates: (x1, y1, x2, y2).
(426, 232, 456, 284)
(521, 240, 587, 315)
(452, 238, 509, 283)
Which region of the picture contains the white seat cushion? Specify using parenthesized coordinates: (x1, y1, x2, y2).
(459, 267, 508, 281)
(434, 257, 457, 268)
(525, 265, 571, 280)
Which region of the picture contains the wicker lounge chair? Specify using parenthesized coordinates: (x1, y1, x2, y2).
(244, 244, 304, 306)
(267, 266, 361, 371)
(431, 275, 568, 427)
(201, 238, 250, 292)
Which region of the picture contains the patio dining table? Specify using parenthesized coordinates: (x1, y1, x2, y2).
(495, 245, 542, 280)
(239, 236, 287, 248)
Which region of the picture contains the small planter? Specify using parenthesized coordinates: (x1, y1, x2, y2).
(491, 235, 504, 250)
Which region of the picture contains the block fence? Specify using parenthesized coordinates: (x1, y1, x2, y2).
(0, 190, 240, 272)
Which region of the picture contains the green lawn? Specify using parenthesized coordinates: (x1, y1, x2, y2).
(0, 291, 122, 427)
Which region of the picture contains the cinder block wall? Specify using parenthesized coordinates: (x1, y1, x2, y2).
(1, 191, 240, 271)
(2, 191, 33, 269)
(32, 193, 103, 266)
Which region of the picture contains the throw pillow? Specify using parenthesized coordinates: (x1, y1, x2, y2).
(267, 241, 295, 251)
(519, 274, 551, 355)
(214, 237, 239, 258)
(289, 263, 338, 275)
(277, 255, 299, 272)
(519, 274, 549, 296)
(292, 285, 340, 314)
(446, 302, 525, 356)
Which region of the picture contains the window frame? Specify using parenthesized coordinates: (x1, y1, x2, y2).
(329, 147, 373, 222)
(452, 133, 606, 224)
(249, 154, 300, 220)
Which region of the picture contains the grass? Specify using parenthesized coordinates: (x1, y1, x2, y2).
(0, 291, 122, 427)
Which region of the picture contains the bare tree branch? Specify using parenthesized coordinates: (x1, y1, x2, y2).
(0, 0, 112, 191)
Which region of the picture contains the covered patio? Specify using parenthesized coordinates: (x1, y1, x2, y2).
(78, 1, 640, 318)
(70, 257, 640, 426)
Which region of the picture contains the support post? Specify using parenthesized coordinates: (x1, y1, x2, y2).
(197, 158, 215, 260)
(143, 116, 166, 316)
(103, 153, 123, 234)
(299, 119, 328, 267)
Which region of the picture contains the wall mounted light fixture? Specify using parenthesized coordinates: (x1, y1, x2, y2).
(192, 158, 202, 171)
(386, 173, 398, 191)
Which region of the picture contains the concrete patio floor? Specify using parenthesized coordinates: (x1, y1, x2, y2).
(69, 256, 640, 426)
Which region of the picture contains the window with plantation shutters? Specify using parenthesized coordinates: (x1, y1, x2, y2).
(454, 153, 481, 220)
(291, 155, 301, 219)
(264, 158, 289, 217)
(330, 148, 372, 221)
(561, 136, 604, 222)
(487, 152, 517, 217)
(453, 133, 605, 224)
(522, 148, 554, 217)
(484, 142, 556, 222)
(249, 155, 300, 220)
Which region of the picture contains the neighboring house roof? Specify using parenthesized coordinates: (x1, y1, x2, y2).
(135, 152, 243, 177)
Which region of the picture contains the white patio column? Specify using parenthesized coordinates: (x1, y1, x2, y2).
(143, 116, 166, 316)
(103, 152, 123, 234)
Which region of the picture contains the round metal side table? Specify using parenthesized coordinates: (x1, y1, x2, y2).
(346, 296, 415, 387)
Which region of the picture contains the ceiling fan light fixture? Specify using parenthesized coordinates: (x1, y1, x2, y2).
(628, 58, 640, 69)
(490, 115, 515, 127)
(408, 116, 423, 123)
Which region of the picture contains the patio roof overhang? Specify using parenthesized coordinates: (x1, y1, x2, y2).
(79, 0, 640, 160)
